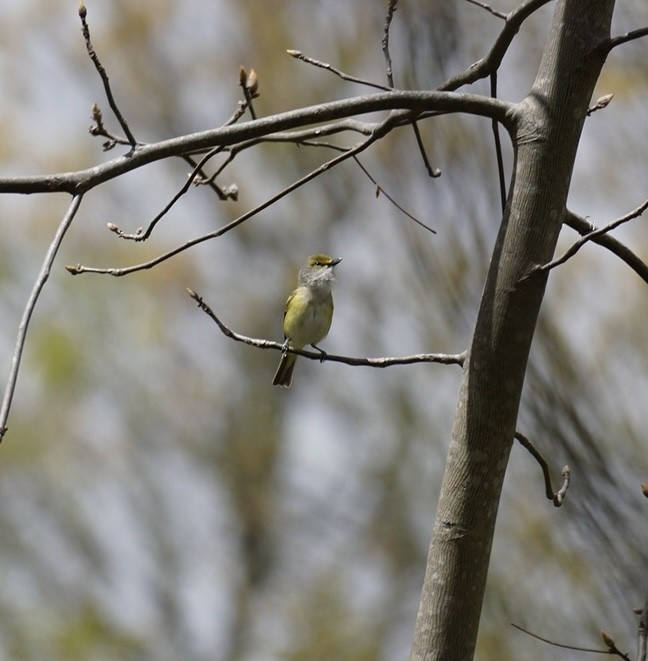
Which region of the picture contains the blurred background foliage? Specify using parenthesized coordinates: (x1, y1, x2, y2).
(0, 1, 647, 659)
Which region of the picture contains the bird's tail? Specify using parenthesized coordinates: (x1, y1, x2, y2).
(272, 352, 297, 388)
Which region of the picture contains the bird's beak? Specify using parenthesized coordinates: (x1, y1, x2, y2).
(330, 257, 342, 267)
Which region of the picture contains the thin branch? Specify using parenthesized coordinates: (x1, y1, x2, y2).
(78, 3, 137, 148)
(382, 0, 398, 88)
(108, 146, 226, 241)
(286, 50, 392, 91)
(239, 66, 259, 120)
(181, 153, 239, 201)
(602, 26, 648, 53)
(88, 102, 134, 151)
(66, 117, 404, 276)
(107, 117, 401, 243)
(564, 210, 648, 284)
(0, 195, 84, 441)
(530, 198, 648, 277)
(600, 631, 632, 661)
(353, 156, 437, 234)
(464, 0, 507, 20)
(410, 121, 441, 178)
(490, 72, 507, 211)
(187, 288, 466, 368)
(379, 1, 440, 179)
(514, 432, 570, 507)
(176, 98, 253, 202)
(0, 91, 514, 195)
(440, 0, 553, 91)
(511, 623, 626, 656)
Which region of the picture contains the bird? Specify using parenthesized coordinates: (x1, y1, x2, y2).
(272, 254, 341, 388)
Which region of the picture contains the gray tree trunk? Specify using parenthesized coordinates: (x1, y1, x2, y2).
(411, 1, 616, 659)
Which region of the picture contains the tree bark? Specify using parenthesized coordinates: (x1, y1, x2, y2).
(411, 1, 615, 659)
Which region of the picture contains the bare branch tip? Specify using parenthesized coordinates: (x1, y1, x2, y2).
(587, 93, 614, 116)
(601, 630, 615, 649)
(247, 68, 258, 95)
(78, 1, 87, 19)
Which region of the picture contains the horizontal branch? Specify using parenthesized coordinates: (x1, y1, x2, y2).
(0, 91, 513, 195)
(187, 288, 466, 368)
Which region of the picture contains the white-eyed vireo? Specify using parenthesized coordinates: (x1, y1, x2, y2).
(272, 254, 342, 388)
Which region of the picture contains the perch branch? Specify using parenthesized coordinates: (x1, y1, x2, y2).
(187, 289, 466, 368)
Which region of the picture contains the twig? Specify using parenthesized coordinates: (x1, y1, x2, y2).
(239, 66, 259, 120)
(511, 623, 628, 657)
(66, 117, 406, 276)
(0, 195, 84, 441)
(490, 73, 507, 211)
(601, 26, 648, 53)
(286, 50, 392, 91)
(88, 102, 134, 151)
(353, 156, 437, 234)
(174, 99, 254, 202)
(440, 0, 553, 91)
(379, 2, 440, 179)
(382, 0, 398, 88)
(187, 289, 466, 368)
(108, 146, 227, 241)
(587, 93, 614, 117)
(181, 153, 239, 201)
(564, 210, 648, 284)
(78, 3, 137, 149)
(600, 631, 632, 660)
(464, 0, 507, 20)
(410, 122, 441, 178)
(514, 432, 570, 506)
(530, 198, 648, 277)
